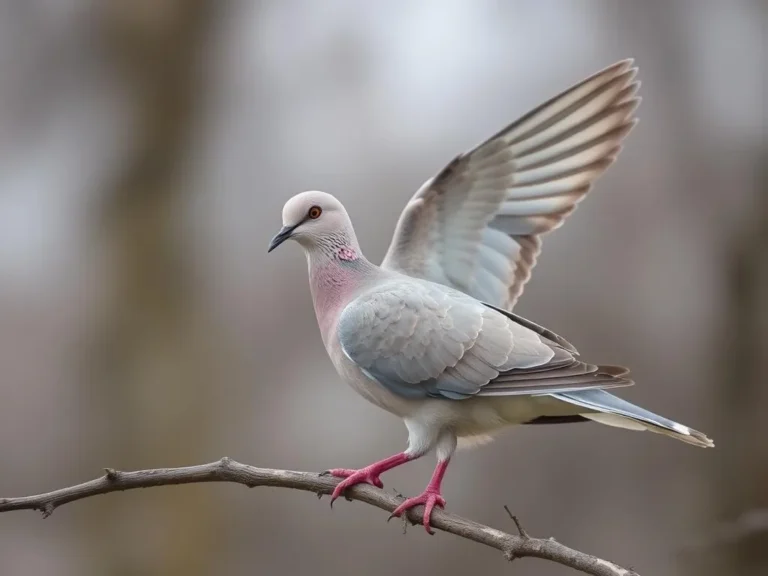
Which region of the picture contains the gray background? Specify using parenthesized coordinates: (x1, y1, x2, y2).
(0, 1, 765, 575)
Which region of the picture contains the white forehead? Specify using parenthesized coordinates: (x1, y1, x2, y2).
(281, 190, 343, 223)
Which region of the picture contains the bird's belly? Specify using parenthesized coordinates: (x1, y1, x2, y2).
(410, 394, 579, 439)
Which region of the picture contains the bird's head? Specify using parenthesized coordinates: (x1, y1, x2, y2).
(268, 190, 356, 255)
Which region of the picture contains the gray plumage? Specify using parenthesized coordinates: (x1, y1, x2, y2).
(338, 279, 632, 401)
(382, 59, 639, 310)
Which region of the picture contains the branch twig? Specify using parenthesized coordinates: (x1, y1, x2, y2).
(0, 457, 638, 576)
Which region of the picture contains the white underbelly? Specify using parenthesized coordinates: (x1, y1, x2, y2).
(407, 393, 579, 438)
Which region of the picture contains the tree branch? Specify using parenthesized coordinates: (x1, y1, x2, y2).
(0, 457, 638, 576)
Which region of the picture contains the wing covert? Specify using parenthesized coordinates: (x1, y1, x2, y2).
(338, 281, 631, 401)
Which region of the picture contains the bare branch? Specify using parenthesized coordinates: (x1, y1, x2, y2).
(0, 457, 638, 576)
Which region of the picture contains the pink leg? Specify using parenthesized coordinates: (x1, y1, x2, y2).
(322, 452, 414, 505)
(388, 459, 449, 534)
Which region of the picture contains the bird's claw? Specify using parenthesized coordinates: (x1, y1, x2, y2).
(326, 467, 385, 508)
(388, 490, 446, 534)
(321, 468, 364, 478)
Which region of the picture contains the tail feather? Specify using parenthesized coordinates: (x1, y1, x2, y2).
(552, 389, 714, 448)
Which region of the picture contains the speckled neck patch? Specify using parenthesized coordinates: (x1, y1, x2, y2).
(337, 246, 358, 261)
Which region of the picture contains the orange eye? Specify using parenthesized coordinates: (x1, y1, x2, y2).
(308, 206, 322, 219)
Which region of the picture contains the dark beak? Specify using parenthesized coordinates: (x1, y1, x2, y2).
(267, 224, 297, 253)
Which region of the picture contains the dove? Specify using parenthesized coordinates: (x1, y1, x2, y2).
(268, 60, 713, 533)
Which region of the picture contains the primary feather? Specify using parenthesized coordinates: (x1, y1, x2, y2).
(382, 59, 639, 309)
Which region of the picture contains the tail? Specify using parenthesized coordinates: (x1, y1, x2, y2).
(552, 387, 714, 448)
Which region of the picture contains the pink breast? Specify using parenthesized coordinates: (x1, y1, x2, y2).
(310, 262, 363, 343)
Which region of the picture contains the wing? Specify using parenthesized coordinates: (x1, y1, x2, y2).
(381, 59, 640, 309)
(338, 280, 632, 401)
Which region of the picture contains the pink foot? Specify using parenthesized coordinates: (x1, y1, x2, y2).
(320, 452, 412, 506)
(389, 489, 446, 534)
(324, 466, 385, 504)
(323, 468, 381, 482)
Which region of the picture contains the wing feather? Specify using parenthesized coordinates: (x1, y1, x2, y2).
(382, 60, 639, 309)
(338, 280, 632, 400)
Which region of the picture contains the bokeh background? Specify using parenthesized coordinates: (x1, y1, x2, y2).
(0, 1, 765, 575)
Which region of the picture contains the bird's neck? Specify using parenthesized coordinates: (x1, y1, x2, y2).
(307, 244, 377, 344)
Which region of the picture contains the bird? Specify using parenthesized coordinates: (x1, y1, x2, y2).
(267, 60, 713, 533)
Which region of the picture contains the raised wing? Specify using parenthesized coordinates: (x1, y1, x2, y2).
(381, 59, 639, 310)
(338, 280, 632, 401)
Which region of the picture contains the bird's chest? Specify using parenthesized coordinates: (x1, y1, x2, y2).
(309, 262, 357, 340)
(308, 261, 414, 417)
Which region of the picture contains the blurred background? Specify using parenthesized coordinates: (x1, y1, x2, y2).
(0, 1, 764, 575)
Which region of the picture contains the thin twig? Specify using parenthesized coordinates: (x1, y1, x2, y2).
(504, 504, 531, 539)
(0, 457, 638, 576)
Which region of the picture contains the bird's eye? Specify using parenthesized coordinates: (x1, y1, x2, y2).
(308, 206, 322, 219)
